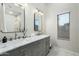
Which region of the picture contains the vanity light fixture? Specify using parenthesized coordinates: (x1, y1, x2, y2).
(34, 9, 38, 13)
(20, 4, 28, 9)
(34, 8, 44, 15)
(38, 12, 44, 15)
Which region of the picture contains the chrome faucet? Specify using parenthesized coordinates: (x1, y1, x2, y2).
(15, 32, 17, 39)
(23, 31, 26, 38)
(23, 29, 27, 38)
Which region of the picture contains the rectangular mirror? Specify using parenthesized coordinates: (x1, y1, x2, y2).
(34, 12, 42, 31)
(2, 3, 25, 32)
(57, 12, 70, 40)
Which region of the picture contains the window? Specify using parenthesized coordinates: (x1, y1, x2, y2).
(57, 12, 70, 40)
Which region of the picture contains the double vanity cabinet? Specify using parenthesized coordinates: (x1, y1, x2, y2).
(0, 35, 50, 56)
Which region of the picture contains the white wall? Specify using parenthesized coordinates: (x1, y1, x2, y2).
(45, 3, 79, 53)
(0, 3, 46, 41)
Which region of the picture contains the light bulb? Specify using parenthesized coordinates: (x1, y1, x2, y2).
(39, 12, 44, 15)
(35, 9, 38, 13)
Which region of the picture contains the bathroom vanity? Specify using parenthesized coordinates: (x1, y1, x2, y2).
(0, 34, 50, 56)
(0, 3, 50, 56)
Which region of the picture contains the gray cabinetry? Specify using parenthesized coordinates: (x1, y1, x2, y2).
(0, 36, 50, 56)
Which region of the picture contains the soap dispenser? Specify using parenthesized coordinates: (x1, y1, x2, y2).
(2, 36, 7, 43)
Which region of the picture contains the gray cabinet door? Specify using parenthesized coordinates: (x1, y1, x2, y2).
(22, 44, 33, 56)
(38, 39, 46, 56)
(7, 47, 22, 56)
(45, 37, 50, 55)
(30, 41, 41, 56)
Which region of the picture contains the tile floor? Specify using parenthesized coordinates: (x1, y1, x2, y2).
(47, 47, 79, 56)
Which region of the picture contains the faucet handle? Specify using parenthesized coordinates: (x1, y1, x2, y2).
(9, 38, 13, 41)
(15, 32, 17, 39)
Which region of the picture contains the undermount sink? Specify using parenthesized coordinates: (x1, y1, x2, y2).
(0, 44, 7, 48)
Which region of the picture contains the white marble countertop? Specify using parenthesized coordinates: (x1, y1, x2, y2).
(0, 34, 49, 55)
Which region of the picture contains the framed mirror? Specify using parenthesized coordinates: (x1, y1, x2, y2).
(57, 12, 70, 40)
(2, 3, 25, 32)
(34, 11, 42, 31)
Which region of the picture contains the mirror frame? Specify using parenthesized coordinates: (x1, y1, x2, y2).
(1, 3, 25, 33)
(34, 12, 42, 32)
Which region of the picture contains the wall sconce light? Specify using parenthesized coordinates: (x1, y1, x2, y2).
(38, 12, 44, 15)
(34, 9, 38, 13)
(33, 8, 44, 16)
